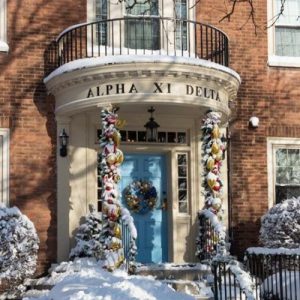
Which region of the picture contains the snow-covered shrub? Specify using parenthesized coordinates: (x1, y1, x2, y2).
(0, 204, 39, 290)
(70, 207, 103, 260)
(260, 197, 300, 248)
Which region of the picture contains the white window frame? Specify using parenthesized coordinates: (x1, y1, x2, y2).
(0, 0, 8, 52)
(267, 0, 300, 67)
(267, 137, 300, 207)
(0, 128, 9, 206)
(176, 151, 190, 214)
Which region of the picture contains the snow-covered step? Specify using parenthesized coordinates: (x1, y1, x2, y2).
(136, 263, 214, 299)
(136, 262, 211, 281)
(162, 279, 214, 300)
(24, 278, 53, 291)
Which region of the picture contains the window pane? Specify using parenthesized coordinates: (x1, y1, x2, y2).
(126, 0, 158, 15)
(276, 0, 299, 26)
(288, 149, 300, 165)
(178, 165, 187, 177)
(276, 166, 293, 184)
(177, 154, 187, 165)
(276, 149, 287, 166)
(178, 178, 187, 189)
(275, 27, 300, 57)
(179, 201, 187, 213)
(177, 153, 188, 213)
(276, 185, 300, 203)
(158, 132, 166, 143)
(179, 190, 187, 201)
(175, 0, 187, 50)
(178, 132, 186, 144)
(128, 131, 137, 142)
(95, 0, 108, 45)
(291, 167, 300, 184)
(120, 130, 127, 141)
(138, 131, 146, 142)
(125, 18, 160, 50)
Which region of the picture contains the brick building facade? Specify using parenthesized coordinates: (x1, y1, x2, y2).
(0, 0, 299, 274)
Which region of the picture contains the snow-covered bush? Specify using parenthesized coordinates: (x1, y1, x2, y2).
(0, 204, 39, 290)
(260, 197, 300, 248)
(69, 207, 103, 260)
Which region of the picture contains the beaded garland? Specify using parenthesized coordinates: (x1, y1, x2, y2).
(124, 180, 157, 214)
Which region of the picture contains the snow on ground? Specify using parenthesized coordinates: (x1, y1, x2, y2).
(23, 258, 195, 300)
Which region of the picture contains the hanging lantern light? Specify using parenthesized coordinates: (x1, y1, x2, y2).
(144, 106, 160, 142)
(59, 128, 69, 157)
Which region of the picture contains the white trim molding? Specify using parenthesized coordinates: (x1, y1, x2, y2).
(0, 128, 9, 206)
(267, 0, 300, 68)
(267, 137, 300, 208)
(0, 0, 9, 52)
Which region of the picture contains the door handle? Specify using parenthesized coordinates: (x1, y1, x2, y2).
(161, 197, 167, 211)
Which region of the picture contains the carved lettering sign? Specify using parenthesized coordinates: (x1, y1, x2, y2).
(86, 82, 222, 102)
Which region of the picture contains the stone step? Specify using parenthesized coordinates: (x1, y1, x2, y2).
(24, 278, 54, 291)
(136, 263, 211, 281)
(136, 263, 213, 300)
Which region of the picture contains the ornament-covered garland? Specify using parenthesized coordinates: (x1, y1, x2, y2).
(197, 111, 227, 258)
(202, 111, 225, 213)
(99, 105, 125, 271)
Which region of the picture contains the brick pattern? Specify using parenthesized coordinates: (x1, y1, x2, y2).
(197, 0, 300, 257)
(0, 0, 86, 275)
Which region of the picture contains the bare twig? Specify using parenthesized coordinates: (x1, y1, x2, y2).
(267, 0, 286, 28)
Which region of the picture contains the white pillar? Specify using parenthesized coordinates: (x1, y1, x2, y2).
(56, 116, 71, 262)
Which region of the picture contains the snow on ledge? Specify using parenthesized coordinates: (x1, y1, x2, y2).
(137, 262, 211, 272)
(44, 54, 241, 84)
(246, 247, 300, 256)
(0, 41, 9, 52)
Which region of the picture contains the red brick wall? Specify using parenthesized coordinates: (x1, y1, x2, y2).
(0, 0, 86, 275)
(197, 0, 300, 257)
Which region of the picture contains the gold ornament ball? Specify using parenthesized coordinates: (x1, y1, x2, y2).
(115, 149, 124, 164)
(207, 178, 216, 189)
(212, 202, 221, 211)
(215, 150, 223, 161)
(206, 157, 215, 170)
(114, 226, 121, 238)
(211, 142, 220, 154)
(212, 236, 219, 243)
(110, 242, 121, 250)
(212, 125, 220, 139)
(113, 174, 121, 183)
(106, 153, 117, 165)
(113, 131, 121, 147)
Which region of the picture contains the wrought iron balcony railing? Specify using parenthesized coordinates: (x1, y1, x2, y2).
(45, 17, 229, 75)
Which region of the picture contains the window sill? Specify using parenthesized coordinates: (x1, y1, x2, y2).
(268, 55, 300, 68)
(0, 41, 9, 53)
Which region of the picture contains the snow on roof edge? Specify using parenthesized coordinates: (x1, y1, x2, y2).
(44, 55, 241, 84)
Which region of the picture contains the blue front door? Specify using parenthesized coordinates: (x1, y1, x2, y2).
(120, 153, 168, 263)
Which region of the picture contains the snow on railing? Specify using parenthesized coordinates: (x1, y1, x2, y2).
(212, 256, 256, 300)
(245, 247, 300, 300)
